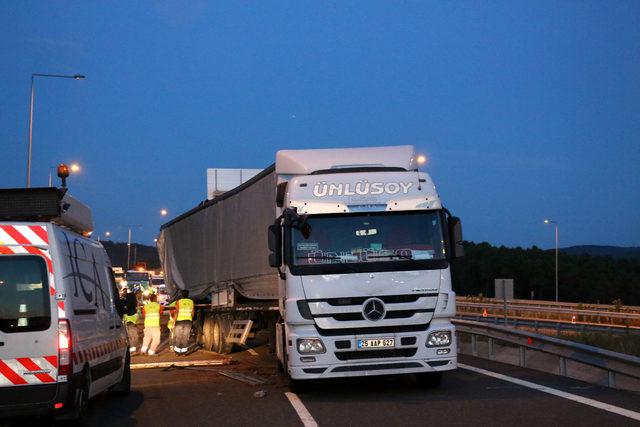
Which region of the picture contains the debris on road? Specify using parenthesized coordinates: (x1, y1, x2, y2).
(131, 359, 234, 370)
(253, 390, 268, 398)
(218, 370, 268, 385)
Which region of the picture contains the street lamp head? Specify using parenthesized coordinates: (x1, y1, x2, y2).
(416, 154, 427, 165)
(70, 163, 80, 173)
(160, 209, 168, 216)
(73, 74, 86, 80)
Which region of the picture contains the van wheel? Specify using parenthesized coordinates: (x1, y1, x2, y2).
(113, 352, 131, 396)
(416, 372, 443, 388)
(60, 367, 90, 422)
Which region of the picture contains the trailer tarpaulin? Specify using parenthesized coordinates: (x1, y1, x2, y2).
(158, 167, 278, 301)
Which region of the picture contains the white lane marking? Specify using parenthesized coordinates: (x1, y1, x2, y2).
(459, 363, 640, 422)
(285, 392, 319, 427)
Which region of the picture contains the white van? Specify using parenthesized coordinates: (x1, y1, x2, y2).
(0, 188, 134, 420)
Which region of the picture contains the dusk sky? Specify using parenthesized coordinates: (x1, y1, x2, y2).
(2, 1, 639, 248)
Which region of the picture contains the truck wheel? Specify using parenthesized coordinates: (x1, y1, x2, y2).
(202, 315, 216, 352)
(217, 314, 234, 355)
(416, 372, 443, 388)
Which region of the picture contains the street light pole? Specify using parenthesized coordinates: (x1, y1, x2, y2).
(127, 227, 132, 271)
(544, 219, 559, 302)
(27, 73, 85, 188)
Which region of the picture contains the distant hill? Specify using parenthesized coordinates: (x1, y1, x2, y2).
(561, 246, 640, 260)
(101, 241, 160, 270)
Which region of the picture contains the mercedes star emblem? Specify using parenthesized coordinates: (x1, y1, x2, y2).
(362, 298, 386, 321)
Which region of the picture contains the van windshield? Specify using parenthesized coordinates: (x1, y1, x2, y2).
(0, 255, 51, 333)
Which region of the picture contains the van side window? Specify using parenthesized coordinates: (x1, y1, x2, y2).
(102, 267, 117, 313)
(106, 267, 127, 317)
(0, 256, 51, 333)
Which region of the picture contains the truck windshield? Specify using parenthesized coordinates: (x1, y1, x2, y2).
(290, 210, 447, 272)
(126, 272, 150, 283)
(0, 255, 51, 333)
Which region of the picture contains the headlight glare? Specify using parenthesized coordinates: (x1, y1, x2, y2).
(297, 338, 326, 354)
(427, 330, 451, 347)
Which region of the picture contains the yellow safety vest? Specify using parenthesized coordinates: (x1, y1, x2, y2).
(144, 302, 161, 327)
(123, 312, 138, 324)
(176, 298, 194, 322)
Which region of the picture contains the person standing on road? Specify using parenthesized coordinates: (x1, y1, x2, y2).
(123, 296, 140, 354)
(174, 290, 195, 356)
(141, 293, 163, 356)
(167, 300, 177, 351)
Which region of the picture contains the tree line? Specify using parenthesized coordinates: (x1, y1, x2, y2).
(451, 242, 640, 306)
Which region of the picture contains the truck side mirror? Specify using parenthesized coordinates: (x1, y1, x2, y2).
(448, 216, 464, 258)
(268, 223, 282, 267)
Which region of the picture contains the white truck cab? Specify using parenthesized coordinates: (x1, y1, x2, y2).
(0, 187, 135, 420)
(270, 146, 464, 387)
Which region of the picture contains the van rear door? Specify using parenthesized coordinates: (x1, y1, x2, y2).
(0, 225, 58, 406)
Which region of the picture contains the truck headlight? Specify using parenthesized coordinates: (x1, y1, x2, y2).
(297, 338, 326, 354)
(427, 330, 451, 347)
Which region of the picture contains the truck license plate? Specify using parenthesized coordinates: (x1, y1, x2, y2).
(357, 338, 395, 349)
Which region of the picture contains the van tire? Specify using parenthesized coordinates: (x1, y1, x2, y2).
(59, 367, 90, 422)
(113, 352, 131, 396)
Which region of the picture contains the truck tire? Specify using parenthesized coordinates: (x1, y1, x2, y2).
(202, 314, 216, 352)
(215, 314, 234, 355)
(415, 372, 443, 388)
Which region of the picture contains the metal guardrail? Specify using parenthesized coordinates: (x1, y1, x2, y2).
(453, 319, 640, 390)
(457, 297, 640, 314)
(456, 314, 639, 335)
(457, 299, 640, 330)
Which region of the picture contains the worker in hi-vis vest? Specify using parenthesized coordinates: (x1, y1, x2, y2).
(140, 293, 163, 356)
(174, 289, 195, 356)
(123, 293, 140, 354)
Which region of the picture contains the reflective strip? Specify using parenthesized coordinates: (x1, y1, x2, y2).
(0, 225, 64, 317)
(0, 356, 58, 386)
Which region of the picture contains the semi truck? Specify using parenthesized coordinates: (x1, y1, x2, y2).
(157, 145, 463, 388)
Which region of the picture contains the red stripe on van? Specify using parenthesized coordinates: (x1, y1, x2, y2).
(0, 360, 28, 385)
(0, 246, 14, 254)
(29, 225, 49, 244)
(16, 358, 55, 383)
(44, 355, 58, 368)
(2, 226, 54, 272)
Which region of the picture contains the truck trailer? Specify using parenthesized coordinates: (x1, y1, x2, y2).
(157, 145, 463, 388)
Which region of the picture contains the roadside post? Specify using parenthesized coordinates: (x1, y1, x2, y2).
(495, 279, 514, 326)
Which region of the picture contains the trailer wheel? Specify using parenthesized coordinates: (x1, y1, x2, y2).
(215, 314, 234, 355)
(202, 314, 216, 352)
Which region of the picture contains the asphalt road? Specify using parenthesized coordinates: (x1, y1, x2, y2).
(6, 346, 640, 426)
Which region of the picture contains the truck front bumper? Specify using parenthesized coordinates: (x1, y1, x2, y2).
(286, 319, 457, 380)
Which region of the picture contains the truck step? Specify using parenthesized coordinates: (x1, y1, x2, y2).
(226, 319, 254, 344)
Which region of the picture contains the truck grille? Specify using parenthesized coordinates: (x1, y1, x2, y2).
(306, 293, 439, 331)
(335, 348, 417, 361)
